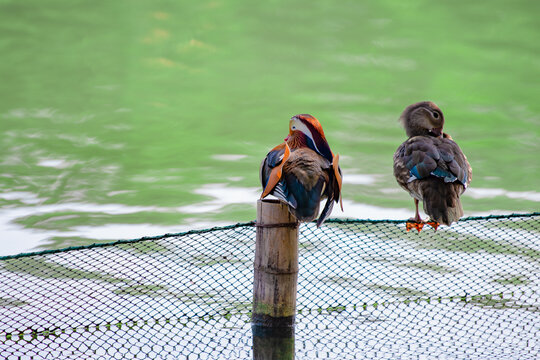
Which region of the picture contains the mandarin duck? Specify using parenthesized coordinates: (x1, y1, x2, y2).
(260, 114, 343, 227)
(393, 101, 472, 231)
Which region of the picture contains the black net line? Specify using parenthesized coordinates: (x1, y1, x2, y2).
(1, 213, 539, 359)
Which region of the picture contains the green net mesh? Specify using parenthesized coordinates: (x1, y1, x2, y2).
(1, 213, 539, 359)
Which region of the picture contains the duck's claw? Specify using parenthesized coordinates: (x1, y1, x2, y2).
(426, 221, 440, 231)
(406, 221, 424, 232)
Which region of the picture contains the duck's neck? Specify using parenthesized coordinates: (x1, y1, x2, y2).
(286, 133, 308, 150)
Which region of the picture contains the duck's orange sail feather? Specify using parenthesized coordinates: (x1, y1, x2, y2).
(260, 142, 291, 199)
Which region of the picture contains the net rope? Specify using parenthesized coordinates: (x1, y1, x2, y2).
(1, 213, 539, 359)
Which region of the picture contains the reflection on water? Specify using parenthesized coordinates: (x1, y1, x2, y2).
(0, 187, 414, 256)
(252, 326, 295, 360)
(0, 0, 539, 254)
(466, 188, 540, 202)
(176, 184, 259, 214)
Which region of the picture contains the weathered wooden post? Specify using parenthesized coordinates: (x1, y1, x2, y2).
(252, 199, 298, 359)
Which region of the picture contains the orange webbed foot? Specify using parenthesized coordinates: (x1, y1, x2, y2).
(426, 221, 440, 231)
(406, 220, 424, 232)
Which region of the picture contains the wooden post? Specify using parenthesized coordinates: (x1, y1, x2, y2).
(252, 199, 298, 359)
(252, 199, 299, 328)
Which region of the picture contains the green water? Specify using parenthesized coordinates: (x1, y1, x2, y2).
(1, 0, 538, 254)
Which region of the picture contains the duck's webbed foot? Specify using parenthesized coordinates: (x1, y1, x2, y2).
(425, 220, 440, 231)
(406, 199, 425, 232)
(406, 219, 425, 232)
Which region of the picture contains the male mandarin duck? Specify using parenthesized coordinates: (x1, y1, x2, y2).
(260, 114, 343, 227)
(393, 101, 472, 231)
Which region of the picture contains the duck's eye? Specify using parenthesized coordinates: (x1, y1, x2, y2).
(433, 112, 439, 119)
(292, 125, 296, 130)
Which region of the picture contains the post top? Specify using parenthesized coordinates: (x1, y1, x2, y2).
(258, 198, 282, 204)
(257, 198, 297, 225)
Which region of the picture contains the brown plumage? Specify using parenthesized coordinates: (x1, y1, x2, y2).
(393, 101, 472, 230)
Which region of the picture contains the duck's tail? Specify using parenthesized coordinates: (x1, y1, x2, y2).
(422, 180, 464, 226)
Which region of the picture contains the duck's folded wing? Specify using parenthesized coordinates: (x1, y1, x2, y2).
(399, 137, 469, 187)
(438, 139, 470, 187)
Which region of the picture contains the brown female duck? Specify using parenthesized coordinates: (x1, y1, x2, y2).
(393, 101, 472, 231)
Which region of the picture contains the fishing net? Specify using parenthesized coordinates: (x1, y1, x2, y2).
(1, 213, 539, 359)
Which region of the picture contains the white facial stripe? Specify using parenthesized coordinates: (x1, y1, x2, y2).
(292, 119, 319, 152)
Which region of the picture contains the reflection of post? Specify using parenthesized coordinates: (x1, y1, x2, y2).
(252, 199, 298, 359)
(252, 326, 295, 360)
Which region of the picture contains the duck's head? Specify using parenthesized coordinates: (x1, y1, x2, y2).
(400, 101, 444, 138)
(285, 114, 333, 162)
